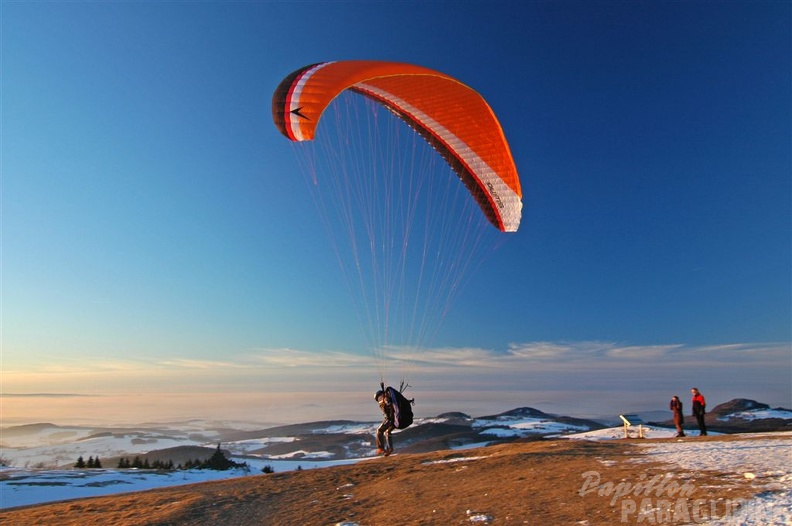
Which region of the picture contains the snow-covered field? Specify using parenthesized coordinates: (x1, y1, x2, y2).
(0, 421, 374, 509)
(565, 428, 792, 525)
(0, 457, 366, 509)
(637, 437, 791, 525)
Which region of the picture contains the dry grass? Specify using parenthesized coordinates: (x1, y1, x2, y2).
(0, 436, 771, 525)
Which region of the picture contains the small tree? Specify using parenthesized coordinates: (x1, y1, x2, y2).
(94, 456, 102, 469)
(75, 456, 86, 469)
(205, 444, 232, 470)
(200, 444, 247, 471)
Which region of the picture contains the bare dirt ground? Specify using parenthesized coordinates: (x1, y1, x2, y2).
(0, 436, 770, 526)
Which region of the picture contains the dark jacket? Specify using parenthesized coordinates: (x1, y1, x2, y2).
(670, 398, 684, 424)
(378, 394, 394, 423)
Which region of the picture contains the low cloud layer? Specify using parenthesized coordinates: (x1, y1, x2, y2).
(4, 341, 789, 424)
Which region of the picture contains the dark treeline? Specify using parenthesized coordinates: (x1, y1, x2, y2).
(74, 455, 102, 469)
(77, 444, 253, 472)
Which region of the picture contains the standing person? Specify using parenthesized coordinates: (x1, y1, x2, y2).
(691, 388, 707, 436)
(374, 389, 395, 456)
(669, 396, 685, 437)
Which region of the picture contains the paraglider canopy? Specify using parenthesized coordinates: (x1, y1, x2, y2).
(272, 60, 522, 232)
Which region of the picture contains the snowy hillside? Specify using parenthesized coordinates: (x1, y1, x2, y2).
(0, 408, 605, 470)
(714, 400, 792, 422)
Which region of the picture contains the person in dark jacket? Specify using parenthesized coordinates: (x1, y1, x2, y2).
(670, 396, 685, 437)
(375, 390, 395, 456)
(691, 387, 707, 436)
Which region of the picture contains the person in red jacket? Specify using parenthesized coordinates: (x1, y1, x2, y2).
(670, 395, 685, 437)
(691, 387, 707, 436)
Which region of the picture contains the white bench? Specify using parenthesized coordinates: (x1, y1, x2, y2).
(620, 414, 646, 439)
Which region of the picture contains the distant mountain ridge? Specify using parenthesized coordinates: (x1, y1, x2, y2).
(2, 399, 789, 469)
(710, 398, 771, 416)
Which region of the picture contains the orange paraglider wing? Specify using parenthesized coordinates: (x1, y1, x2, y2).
(272, 61, 522, 232)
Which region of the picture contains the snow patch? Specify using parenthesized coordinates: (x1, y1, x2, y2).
(472, 415, 589, 438)
(423, 455, 488, 465)
(718, 408, 792, 422)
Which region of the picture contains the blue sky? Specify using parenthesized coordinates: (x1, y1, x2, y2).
(3, 1, 790, 424)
